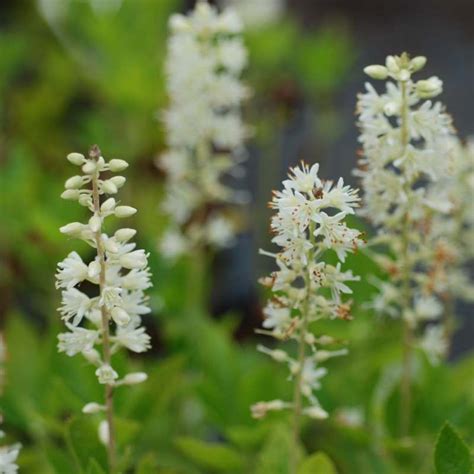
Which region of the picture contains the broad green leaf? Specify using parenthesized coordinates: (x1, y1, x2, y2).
(175, 436, 245, 472)
(298, 452, 337, 474)
(435, 423, 473, 474)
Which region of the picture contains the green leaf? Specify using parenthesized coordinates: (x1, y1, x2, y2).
(66, 416, 106, 472)
(175, 436, 245, 472)
(86, 459, 107, 474)
(115, 417, 140, 448)
(298, 452, 337, 474)
(255, 423, 303, 474)
(434, 422, 473, 474)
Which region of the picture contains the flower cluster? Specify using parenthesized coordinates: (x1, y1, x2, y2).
(418, 138, 474, 362)
(158, 0, 250, 258)
(356, 54, 459, 362)
(427, 138, 474, 302)
(57, 146, 151, 432)
(251, 162, 363, 420)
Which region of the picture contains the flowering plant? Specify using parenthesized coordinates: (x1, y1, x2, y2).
(158, 0, 250, 258)
(57, 145, 152, 471)
(252, 162, 363, 471)
(356, 53, 457, 433)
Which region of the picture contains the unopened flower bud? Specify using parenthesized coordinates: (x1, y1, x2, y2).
(303, 405, 329, 419)
(65, 175, 84, 189)
(82, 348, 101, 365)
(122, 372, 148, 385)
(101, 198, 116, 213)
(385, 55, 399, 72)
(109, 159, 129, 172)
(82, 402, 104, 414)
(416, 76, 443, 98)
(61, 189, 80, 200)
(89, 214, 102, 233)
(67, 152, 86, 166)
(110, 176, 126, 188)
(98, 421, 109, 445)
(363, 65, 388, 80)
(410, 56, 427, 72)
(102, 180, 118, 194)
(115, 228, 137, 242)
(78, 194, 92, 207)
(60, 222, 83, 235)
(82, 161, 96, 174)
(115, 206, 137, 218)
(111, 307, 130, 326)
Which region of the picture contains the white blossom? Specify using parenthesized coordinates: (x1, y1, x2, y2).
(252, 162, 362, 420)
(355, 53, 458, 363)
(0, 444, 20, 474)
(56, 146, 152, 448)
(158, 0, 249, 258)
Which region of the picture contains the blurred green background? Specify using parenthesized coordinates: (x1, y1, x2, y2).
(0, 1, 473, 472)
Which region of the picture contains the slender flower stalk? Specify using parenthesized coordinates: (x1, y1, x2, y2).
(57, 146, 152, 472)
(251, 163, 363, 473)
(158, 0, 250, 259)
(356, 53, 457, 435)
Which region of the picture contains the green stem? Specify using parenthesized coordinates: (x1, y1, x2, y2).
(290, 226, 315, 474)
(91, 147, 116, 473)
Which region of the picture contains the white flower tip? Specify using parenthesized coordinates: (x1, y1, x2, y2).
(67, 152, 86, 166)
(109, 159, 129, 172)
(102, 180, 118, 194)
(115, 206, 137, 218)
(304, 406, 329, 419)
(98, 420, 109, 445)
(410, 55, 427, 72)
(115, 228, 137, 242)
(60, 222, 82, 235)
(82, 402, 104, 414)
(363, 65, 388, 80)
(110, 176, 126, 188)
(89, 214, 102, 233)
(61, 189, 80, 200)
(82, 161, 97, 175)
(123, 372, 148, 385)
(65, 175, 83, 189)
(101, 197, 116, 213)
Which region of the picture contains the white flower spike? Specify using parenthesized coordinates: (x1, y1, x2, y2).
(355, 53, 457, 434)
(57, 145, 152, 471)
(251, 162, 362, 470)
(158, 0, 250, 258)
